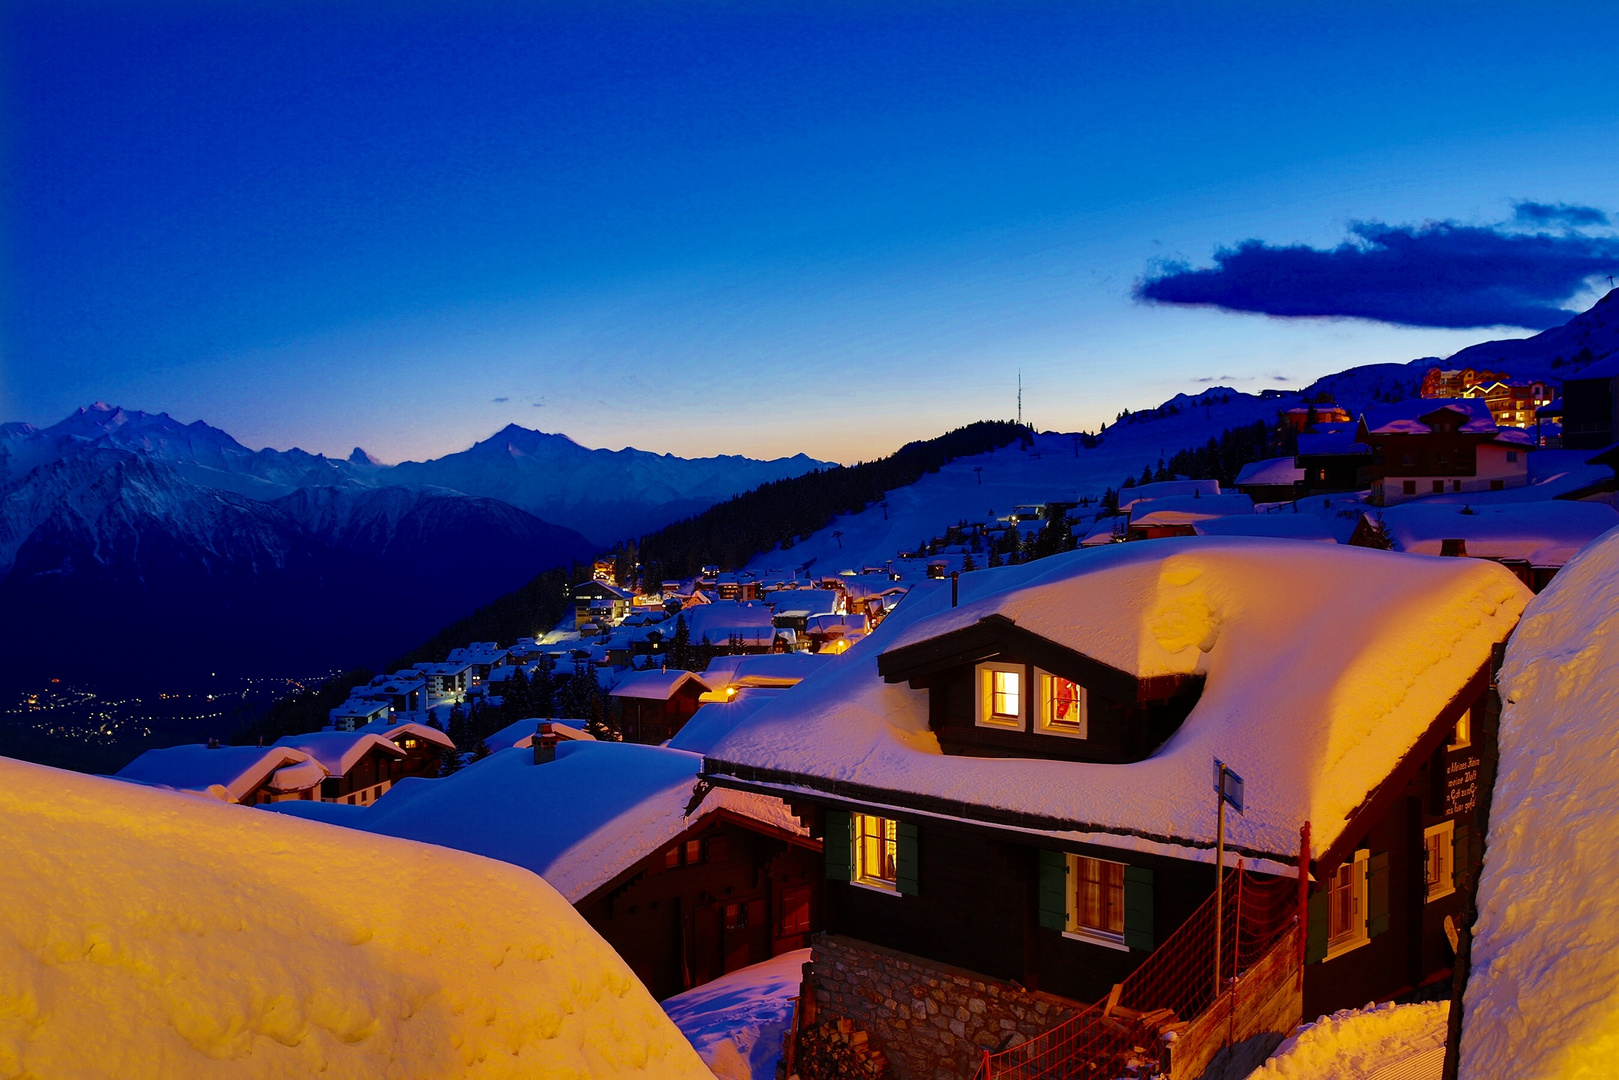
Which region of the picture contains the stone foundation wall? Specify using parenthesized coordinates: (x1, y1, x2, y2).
(798, 934, 1082, 1080)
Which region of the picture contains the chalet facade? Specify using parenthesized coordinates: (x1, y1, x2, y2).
(1359, 400, 1531, 506)
(700, 541, 1531, 1079)
(610, 669, 711, 743)
(572, 579, 632, 629)
(1294, 423, 1373, 495)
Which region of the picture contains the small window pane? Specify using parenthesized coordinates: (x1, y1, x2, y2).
(992, 670, 1020, 718)
(1072, 856, 1125, 937)
(853, 814, 898, 889)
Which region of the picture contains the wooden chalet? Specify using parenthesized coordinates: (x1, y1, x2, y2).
(699, 541, 1532, 1079)
(610, 669, 711, 743)
(1358, 400, 1532, 505)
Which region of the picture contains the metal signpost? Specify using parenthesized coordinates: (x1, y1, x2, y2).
(1212, 758, 1245, 998)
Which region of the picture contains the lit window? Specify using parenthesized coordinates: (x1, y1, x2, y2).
(1037, 671, 1087, 739)
(976, 663, 1024, 729)
(1066, 855, 1125, 943)
(1326, 852, 1369, 958)
(1449, 709, 1472, 751)
(853, 813, 898, 890)
(1424, 821, 1455, 902)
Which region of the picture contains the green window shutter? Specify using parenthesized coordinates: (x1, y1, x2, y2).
(823, 810, 852, 882)
(1367, 853, 1391, 938)
(896, 822, 920, 896)
(1037, 850, 1068, 931)
(1305, 889, 1328, 963)
(1122, 866, 1154, 951)
(1453, 822, 1471, 891)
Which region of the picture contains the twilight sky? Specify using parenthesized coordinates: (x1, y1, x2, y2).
(5, 1, 1619, 464)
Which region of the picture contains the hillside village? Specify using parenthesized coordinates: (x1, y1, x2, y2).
(80, 313, 1619, 1080)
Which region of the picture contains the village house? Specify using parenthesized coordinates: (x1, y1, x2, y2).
(328, 696, 391, 731)
(1125, 492, 1254, 541)
(352, 672, 426, 715)
(267, 740, 823, 1001)
(1558, 355, 1619, 450)
(571, 579, 633, 629)
(610, 669, 712, 743)
(272, 731, 416, 806)
(1231, 456, 1304, 503)
(1294, 423, 1374, 495)
(1279, 403, 1351, 431)
(699, 541, 1530, 1080)
(116, 743, 324, 804)
(413, 661, 472, 701)
(1349, 501, 1619, 592)
(444, 642, 509, 684)
(1421, 366, 1505, 399)
(1359, 399, 1532, 505)
(1462, 378, 1557, 429)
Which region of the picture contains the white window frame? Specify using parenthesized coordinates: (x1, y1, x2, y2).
(1035, 669, 1087, 739)
(975, 662, 1026, 730)
(1325, 849, 1370, 960)
(1424, 820, 1456, 903)
(1063, 853, 1129, 950)
(1448, 708, 1472, 751)
(852, 813, 899, 893)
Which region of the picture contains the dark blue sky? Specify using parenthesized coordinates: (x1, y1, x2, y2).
(6, 2, 1618, 462)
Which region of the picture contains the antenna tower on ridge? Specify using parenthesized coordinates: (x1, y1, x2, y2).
(1017, 370, 1023, 426)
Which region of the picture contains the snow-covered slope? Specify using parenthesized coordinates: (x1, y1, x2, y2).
(1460, 521, 1619, 1080)
(1245, 1001, 1448, 1080)
(747, 390, 1304, 575)
(0, 755, 711, 1079)
(663, 948, 809, 1080)
(389, 424, 829, 544)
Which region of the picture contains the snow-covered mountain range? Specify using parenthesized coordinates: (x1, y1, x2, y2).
(0, 406, 826, 688)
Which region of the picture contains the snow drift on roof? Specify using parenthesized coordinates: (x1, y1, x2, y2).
(1360, 398, 1497, 435)
(115, 744, 310, 803)
(706, 538, 1529, 863)
(610, 669, 710, 700)
(277, 741, 803, 903)
(1233, 456, 1305, 488)
(1373, 501, 1619, 566)
(1193, 514, 1337, 543)
(0, 757, 710, 1079)
(1128, 492, 1254, 525)
(272, 731, 403, 776)
(701, 652, 833, 688)
(1461, 521, 1619, 1080)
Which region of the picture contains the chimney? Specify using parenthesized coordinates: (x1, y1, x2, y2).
(533, 723, 559, 765)
(951, 571, 959, 608)
(1440, 538, 1468, 558)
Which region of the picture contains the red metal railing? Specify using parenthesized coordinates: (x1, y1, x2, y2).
(975, 848, 1305, 1080)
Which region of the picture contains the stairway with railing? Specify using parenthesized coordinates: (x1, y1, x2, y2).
(974, 855, 1305, 1080)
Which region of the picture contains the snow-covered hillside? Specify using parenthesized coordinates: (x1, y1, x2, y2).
(0, 756, 711, 1079)
(747, 389, 1304, 575)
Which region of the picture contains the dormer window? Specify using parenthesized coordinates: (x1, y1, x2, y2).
(976, 662, 1024, 729)
(1037, 671, 1087, 739)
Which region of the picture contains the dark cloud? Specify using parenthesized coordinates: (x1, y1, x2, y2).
(1135, 221, 1619, 330)
(1514, 201, 1610, 227)
(491, 396, 510, 403)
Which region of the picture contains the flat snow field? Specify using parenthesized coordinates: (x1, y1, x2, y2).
(0, 756, 711, 1080)
(1245, 1002, 1447, 1080)
(662, 949, 810, 1080)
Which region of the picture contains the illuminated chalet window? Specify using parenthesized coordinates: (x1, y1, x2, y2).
(975, 663, 1024, 729)
(1037, 671, 1087, 739)
(853, 813, 898, 890)
(1449, 709, 1472, 751)
(1066, 854, 1125, 943)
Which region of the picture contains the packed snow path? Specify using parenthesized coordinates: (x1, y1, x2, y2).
(662, 948, 810, 1080)
(0, 757, 711, 1080)
(1245, 1002, 1447, 1080)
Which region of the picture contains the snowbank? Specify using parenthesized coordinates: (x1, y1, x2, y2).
(1460, 522, 1619, 1080)
(1245, 1001, 1447, 1080)
(663, 949, 809, 1080)
(710, 538, 1529, 864)
(0, 756, 711, 1079)
(1372, 501, 1619, 566)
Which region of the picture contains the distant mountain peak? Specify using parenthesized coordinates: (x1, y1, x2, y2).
(348, 447, 384, 466)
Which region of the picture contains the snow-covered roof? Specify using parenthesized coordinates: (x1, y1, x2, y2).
(267, 759, 327, 793)
(115, 744, 312, 803)
(271, 731, 404, 778)
(1233, 456, 1304, 488)
(1119, 479, 1220, 511)
(1192, 514, 1337, 543)
(483, 716, 589, 753)
(705, 538, 1530, 866)
(1462, 522, 1619, 1080)
(0, 756, 711, 1077)
(763, 589, 840, 616)
(609, 669, 711, 700)
(1371, 502, 1619, 566)
(352, 720, 457, 752)
(682, 600, 775, 640)
(1296, 424, 1370, 457)
(1129, 493, 1254, 525)
(701, 652, 833, 688)
(1360, 398, 1497, 435)
(274, 741, 806, 903)
(668, 691, 790, 756)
